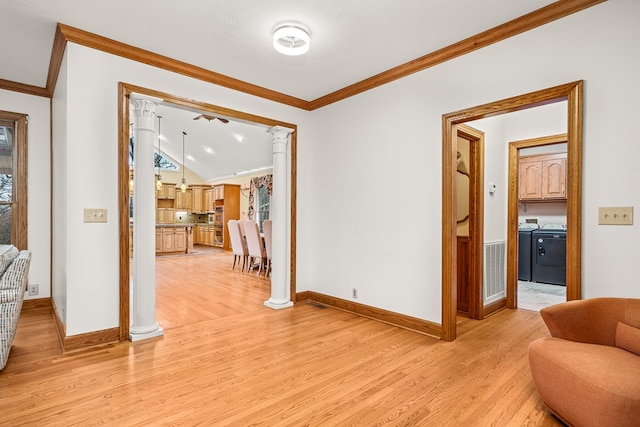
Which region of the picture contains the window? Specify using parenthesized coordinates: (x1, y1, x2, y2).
(255, 185, 270, 232)
(248, 175, 272, 232)
(0, 112, 27, 249)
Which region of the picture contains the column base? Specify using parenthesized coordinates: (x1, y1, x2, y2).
(264, 299, 294, 310)
(130, 325, 164, 342)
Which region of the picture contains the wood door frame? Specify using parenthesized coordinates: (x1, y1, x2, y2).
(507, 133, 569, 309)
(456, 124, 484, 320)
(441, 80, 583, 341)
(117, 82, 298, 341)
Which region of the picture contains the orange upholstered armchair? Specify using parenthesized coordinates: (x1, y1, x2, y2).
(528, 298, 640, 427)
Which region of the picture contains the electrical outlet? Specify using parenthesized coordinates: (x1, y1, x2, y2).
(28, 284, 38, 296)
(598, 207, 633, 225)
(352, 288, 358, 299)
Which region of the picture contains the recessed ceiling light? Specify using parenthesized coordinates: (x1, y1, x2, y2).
(204, 147, 214, 154)
(273, 23, 310, 56)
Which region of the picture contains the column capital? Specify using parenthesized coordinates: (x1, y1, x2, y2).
(130, 93, 163, 112)
(268, 126, 294, 154)
(130, 93, 163, 131)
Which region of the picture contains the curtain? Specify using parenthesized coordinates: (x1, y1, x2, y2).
(247, 174, 272, 220)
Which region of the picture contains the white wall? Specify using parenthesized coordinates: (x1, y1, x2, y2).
(470, 102, 568, 240)
(300, 0, 640, 324)
(53, 43, 309, 335)
(51, 50, 68, 318)
(45, 0, 640, 335)
(0, 89, 51, 300)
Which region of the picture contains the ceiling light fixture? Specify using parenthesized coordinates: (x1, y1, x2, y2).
(273, 23, 310, 56)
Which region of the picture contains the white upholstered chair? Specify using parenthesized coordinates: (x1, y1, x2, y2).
(227, 220, 247, 271)
(262, 220, 272, 277)
(244, 221, 266, 276)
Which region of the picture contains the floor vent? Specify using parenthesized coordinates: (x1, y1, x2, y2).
(484, 240, 506, 304)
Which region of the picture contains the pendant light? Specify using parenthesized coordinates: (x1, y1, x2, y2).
(180, 131, 187, 193)
(156, 115, 163, 191)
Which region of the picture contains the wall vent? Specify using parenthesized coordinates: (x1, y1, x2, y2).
(484, 240, 506, 304)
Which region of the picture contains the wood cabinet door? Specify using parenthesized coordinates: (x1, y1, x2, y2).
(166, 185, 176, 200)
(155, 229, 162, 253)
(175, 191, 184, 210)
(162, 228, 175, 252)
(192, 187, 203, 213)
(174, 229, 186, 252)
(518, 160, 543, 199)
(166, 209, 175, 224)
(542, 158, 567, 199)
(184, 189, 193, 211)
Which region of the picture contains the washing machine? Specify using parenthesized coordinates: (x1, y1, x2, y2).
(531, 225, 566, 286)
(518, 223, 539, 282)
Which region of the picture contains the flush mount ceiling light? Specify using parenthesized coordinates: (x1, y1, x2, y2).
(273, 23, 310, 56)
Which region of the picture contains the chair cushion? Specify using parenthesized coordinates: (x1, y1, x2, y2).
(616, 322, 640, 356)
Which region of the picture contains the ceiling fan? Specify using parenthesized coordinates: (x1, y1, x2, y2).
(193, 114, 229, 123)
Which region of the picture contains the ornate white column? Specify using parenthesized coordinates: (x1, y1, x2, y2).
(130, 93, 164, 341)
(264, 126, 294, 310)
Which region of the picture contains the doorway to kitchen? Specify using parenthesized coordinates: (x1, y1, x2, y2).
(118, 83, 298, 341)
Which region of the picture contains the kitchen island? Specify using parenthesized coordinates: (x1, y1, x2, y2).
(156, 224, 194, 255)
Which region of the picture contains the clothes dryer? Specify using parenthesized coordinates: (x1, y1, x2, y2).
(531, 226, 566, 286)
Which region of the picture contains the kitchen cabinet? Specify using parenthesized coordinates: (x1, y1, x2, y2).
(213, 185, 224, 201)
(156, 182, 176, 200)
(211, 184, 240, 250)
(205, 188, 214, 213)
(155, 225, 192, 255)
(161, 227, 176, 252)
(195, 225, 214, 246)
(519, 153, 567, 201)
(175, 188, 192, 211)
(190, 185, 211, 214)
(156, 208, 175, 224)
(155, 228, 162, 253)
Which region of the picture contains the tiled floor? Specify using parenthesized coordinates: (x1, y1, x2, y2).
(518, 280, 566, 312)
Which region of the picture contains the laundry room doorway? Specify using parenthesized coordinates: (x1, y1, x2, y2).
(441, 80, 583, 341)
(509, 134, 569, 311)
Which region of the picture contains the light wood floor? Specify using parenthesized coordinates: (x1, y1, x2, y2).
(2, 251, 563, 426)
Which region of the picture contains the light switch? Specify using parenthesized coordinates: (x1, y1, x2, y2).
(84, 208, 108, 223)
(598, 207, 633, 225)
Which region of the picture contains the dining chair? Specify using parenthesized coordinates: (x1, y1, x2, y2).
(244, 221, 266, 276)
(237, 219, 247, 238)
(227, 220, 247, 271)
(262, 220, 272, 277)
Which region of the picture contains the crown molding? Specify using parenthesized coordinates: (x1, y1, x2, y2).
(308, 0, 605, 109)
(1, 0, 605, 109)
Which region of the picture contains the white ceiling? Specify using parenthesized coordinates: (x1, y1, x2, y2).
(2, 0, 557, 181)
